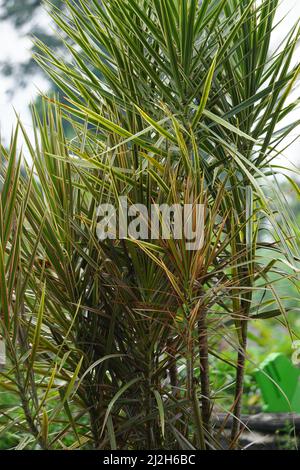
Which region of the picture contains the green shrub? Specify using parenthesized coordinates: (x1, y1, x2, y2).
(0, 0, 299, 450)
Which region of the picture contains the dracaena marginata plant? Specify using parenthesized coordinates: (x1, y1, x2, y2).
(0, 0, 300, 450)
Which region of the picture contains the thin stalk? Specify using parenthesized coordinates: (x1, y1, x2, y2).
(186, 311, 206, 450)
(230, 322, 248, 448)
(198, 306, 211, 434)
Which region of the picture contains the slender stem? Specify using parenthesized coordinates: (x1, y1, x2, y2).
(198, 308, 211, 434)
(20, 391, 47, 450)
(192, 385, 206, 450)
(230, 327, 247, 447)
(167, 338, 179, 397)
(90, 406, 101, 448)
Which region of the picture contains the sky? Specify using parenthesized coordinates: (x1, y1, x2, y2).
(0, 7, 50, 144)
(0, 0, 299, 165)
